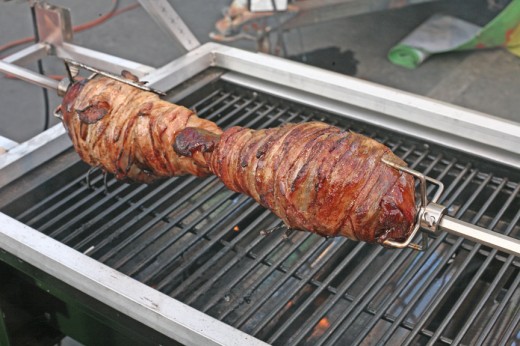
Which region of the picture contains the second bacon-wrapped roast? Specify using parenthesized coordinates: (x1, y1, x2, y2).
(59, 76, 417, 244)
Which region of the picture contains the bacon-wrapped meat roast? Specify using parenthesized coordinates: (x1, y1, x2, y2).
(59, 75, 416, 244)
(60, 76, 222, 183)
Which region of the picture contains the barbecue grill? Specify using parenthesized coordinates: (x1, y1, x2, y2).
(1, 1, 519, 345)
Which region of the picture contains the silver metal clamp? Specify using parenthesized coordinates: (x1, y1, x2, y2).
(421, 202, 447, 235)
(381, 158, 520, 257)
(381, 157, 445, 251)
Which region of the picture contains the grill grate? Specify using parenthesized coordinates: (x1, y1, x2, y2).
(3, 80, 520, 345)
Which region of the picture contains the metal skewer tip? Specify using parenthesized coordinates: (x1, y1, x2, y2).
(64, 59, 166, 96)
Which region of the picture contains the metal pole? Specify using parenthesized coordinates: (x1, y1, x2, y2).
(1, 43, 48, 66)
(439, 216, 520, 257)
(0, 61, 59, 92)
(138, 0, 200, 52)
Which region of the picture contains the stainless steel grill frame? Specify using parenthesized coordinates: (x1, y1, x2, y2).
(2, 2, 519, 344)
(1, 79, 519, 345)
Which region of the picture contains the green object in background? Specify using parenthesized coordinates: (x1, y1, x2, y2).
(388, 44, 427, 69)
(388, 0, 520, 68)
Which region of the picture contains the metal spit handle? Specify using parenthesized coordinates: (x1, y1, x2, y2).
(439, 216, 520, 257)
(0, 60, 63, 93)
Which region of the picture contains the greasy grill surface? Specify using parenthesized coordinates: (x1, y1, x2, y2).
(3, 81, 520, 345)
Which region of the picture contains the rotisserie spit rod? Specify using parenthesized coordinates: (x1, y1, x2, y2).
(0, 60, 63, 93)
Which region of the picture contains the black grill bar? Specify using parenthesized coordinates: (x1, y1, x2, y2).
(74, 176, 204, 252)
(270, 244, 389, 344)
(96, 177, 223, 262)
(400, 174, 504, 345)
(60, 182, 151, 245)
(475, 260, 520, 345)
(189, 88, 222, 111)
(171, 210, 279, 299)
(16, 171, 103, 224)
(455, 221, 519, 345)
(4, 81, 520, 346)
(222, 236, 328, 324)
(219, 235, 323, 324)
(197, 229, 313, 312)
(28, 173, 118, 231)
(381, 181, 513, 342)
(252, 242, 370, 337)
(498, 306, 520, 346)
(127, 191, 246, 279)
(197, 92, 237, 116)
(425, 184, 519, 345)
(46, 180, 129, 238)
(151, 199, 260, 288)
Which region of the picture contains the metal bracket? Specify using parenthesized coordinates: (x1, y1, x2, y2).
(422, 202, 447, 235)
(381, 158, 446, 251)
(33, 1, 73, 50)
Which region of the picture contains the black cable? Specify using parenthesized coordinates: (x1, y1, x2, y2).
(30, 5, 50, 132)
(38, 60, 50, 131)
